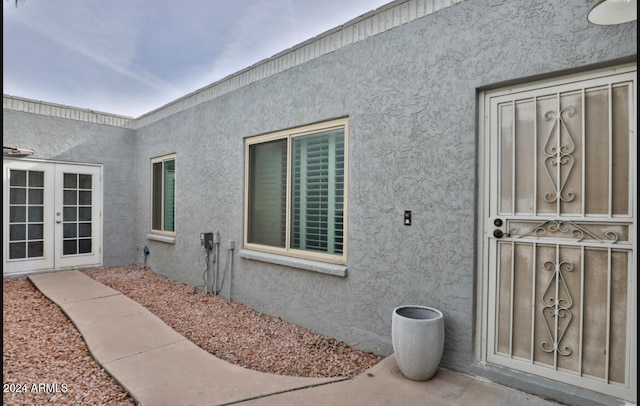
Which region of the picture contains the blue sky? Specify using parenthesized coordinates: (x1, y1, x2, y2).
(3, 0, 391, 117)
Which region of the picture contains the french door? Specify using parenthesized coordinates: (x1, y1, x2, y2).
(481, 65, 636, 402)
(3, 159, 102, 275)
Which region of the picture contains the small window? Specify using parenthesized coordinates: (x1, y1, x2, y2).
(151, 154, 176, 235)
(244, 118, 348, 264)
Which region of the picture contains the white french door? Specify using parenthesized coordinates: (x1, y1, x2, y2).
(481, 65, 636, 402)
(3, 159, 102, 275)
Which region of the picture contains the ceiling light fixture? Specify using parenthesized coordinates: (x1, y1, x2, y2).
(588, 0, 637, 25)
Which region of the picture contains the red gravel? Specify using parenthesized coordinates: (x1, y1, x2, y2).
(3, 265, 384, 405)
(3, 278, 134, 406)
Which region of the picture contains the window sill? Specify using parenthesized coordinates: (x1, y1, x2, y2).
(239, 249, 347, 278)
(146, 234, 176, 244)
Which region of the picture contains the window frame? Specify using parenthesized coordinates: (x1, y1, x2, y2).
(150, 153, 176, 237)
(243, 118, 349, 265)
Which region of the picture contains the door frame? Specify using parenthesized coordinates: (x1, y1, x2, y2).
(475, 63, 637, 401)
(3, 158, 103, 276)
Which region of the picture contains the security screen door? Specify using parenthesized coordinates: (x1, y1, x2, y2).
(3, 159, 102, 275)
(483, 66, 636, 402)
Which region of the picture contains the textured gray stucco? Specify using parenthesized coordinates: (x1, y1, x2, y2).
(3, 0, 636, 404)
(133, 0, 637, 365)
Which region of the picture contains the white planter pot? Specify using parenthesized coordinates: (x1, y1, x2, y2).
(392, 305, 444, 381)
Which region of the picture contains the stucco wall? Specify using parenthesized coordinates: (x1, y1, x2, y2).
(2, 110, 137, 267)
(3, 0, 636, 400)
(131, 0, 637, 373)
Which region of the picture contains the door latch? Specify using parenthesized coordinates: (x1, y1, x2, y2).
(492, 218, 508, 238)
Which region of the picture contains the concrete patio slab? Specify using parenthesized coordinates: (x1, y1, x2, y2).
(29, 270, 120, 303)
(104, 339, 343, 406)
(71, 310, 186, 363)
(59, 294, 146, 325)
(237, 356, 560, 406)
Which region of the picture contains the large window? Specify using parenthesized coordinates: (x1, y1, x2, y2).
(244, 118, 348, 264)
(151, 154, 176, 235)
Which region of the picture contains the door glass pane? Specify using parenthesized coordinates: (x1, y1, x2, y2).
(10, 224, 26, 240)
(28, 206, 43, 222)
(79, 174, 92, 189)
(63, 207, 77, 221)
(78, 223, 91, 237)
(10, 242, 26, 259)
(29, 171, 44, 187)
(79, 239, 92, 254)
(61, 171, 93, 257)
(64, 173, 77, 188)
(64, 223, 77, 238)
(79, 207, 92, 221)
(64, 190, 77, 205)
(8, 169, 45, 260)
(28, 241, 43, 258)
(10, 189, 26, 204)
(10, 207, 26, 222)
(79, 191, 91, 205)
(63, 240, 77, 255)
(29, 189, 43, 205)
(28, 224, 43, 240)
(10, 170, 27, 186)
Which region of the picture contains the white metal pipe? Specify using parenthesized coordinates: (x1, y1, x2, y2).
(228, 240, 234, 302)
(214, 232, 220, 295)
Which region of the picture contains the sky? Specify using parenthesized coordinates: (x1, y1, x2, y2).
(3, 0, 391, 118)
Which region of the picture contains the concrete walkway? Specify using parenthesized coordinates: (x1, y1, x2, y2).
(28, 270, 562, 406)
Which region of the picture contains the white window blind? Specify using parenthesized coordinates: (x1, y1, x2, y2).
(163, 160, 175, 232)
(291, 129, 344, 254)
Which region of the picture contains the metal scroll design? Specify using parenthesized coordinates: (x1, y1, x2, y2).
(540, 259, 573, 356)
(509, 220, 620, 243)
(543, 106, 576, 203)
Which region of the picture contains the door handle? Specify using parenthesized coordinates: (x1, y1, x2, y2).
(492, 218, 509, 238)
(493, 229, 510, 238)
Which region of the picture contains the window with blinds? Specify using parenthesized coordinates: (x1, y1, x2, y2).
(151, 154, 176, 235)
(248, 139, 287, 247)
(245, 118, 348, 264)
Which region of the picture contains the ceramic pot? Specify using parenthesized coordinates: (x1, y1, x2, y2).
(392, 305, 444, 381)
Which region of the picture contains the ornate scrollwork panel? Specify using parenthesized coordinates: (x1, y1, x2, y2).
(540, 259, 574, 356)
(507, 220, 626, 244)
(543, 106, 576, 203)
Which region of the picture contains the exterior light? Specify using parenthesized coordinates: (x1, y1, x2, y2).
(588, 0, 637, 25)
(3, 146, 35, 156)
